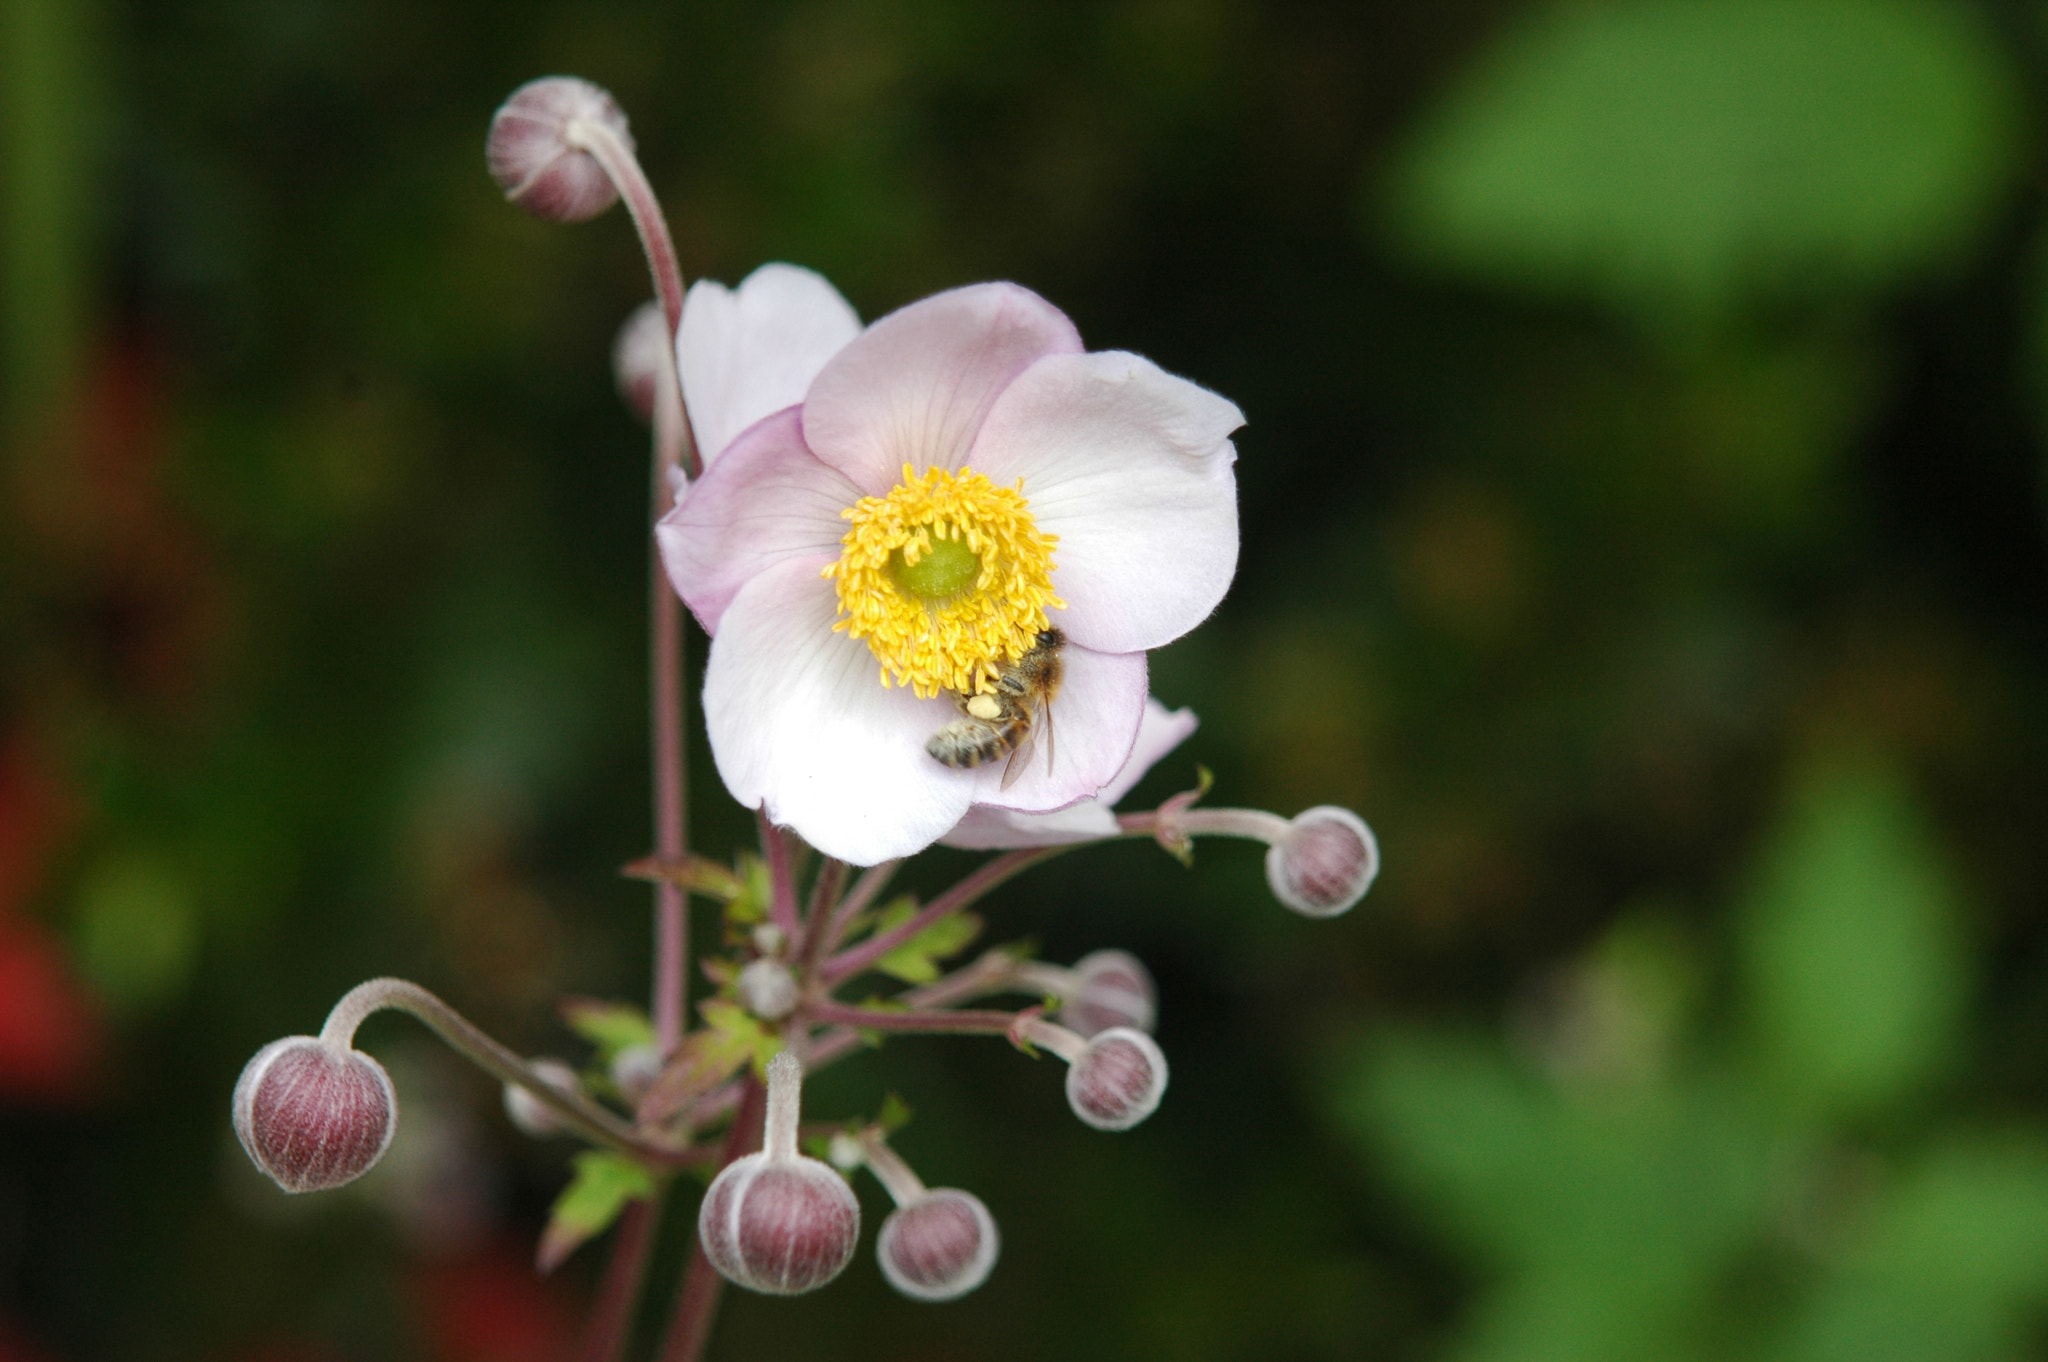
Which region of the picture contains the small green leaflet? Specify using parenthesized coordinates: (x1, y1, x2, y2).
(560, 998, 656, 1062)
(537, 1151, 655, 1273)
(725, 855, 772, 928)
(872, 902, 982, 984)
(702, 1000, 783, 1076)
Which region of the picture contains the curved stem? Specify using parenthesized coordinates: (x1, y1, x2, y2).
(855, 1131, 926, 1206)
(561, 119, 685, 385)
(1117, 806, 1292, 844)
(320, 978, 693, 1168)
(822, 847, 1061, 984)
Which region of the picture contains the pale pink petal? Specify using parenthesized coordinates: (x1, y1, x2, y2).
(655, 409, 861, 635)
(969, 351, 1241, 654)
(801, 283, 1082, 494)
(964, 644, 1146, 813)
(677, 264, 862, 465)
(941, 799, 1119, 850)
(702, 556, 974, 865)
(1097, 698, 1199, 806)
(942, 698, 1197, 849)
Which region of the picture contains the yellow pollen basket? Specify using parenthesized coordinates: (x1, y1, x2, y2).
(824, 464, 1063, 698)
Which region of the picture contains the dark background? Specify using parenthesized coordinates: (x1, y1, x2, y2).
(6, 1, 2048, 1358)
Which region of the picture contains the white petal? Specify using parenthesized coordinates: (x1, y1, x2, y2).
(701, 555, 973, 865)
(655, 408, 861, 635)
(964, 644, 1146, 813)
(677, 264, 862, 465)
(801, 283, 1082, 494)
(940, 696, 1197, 850)
(970, 351, 1241, 654)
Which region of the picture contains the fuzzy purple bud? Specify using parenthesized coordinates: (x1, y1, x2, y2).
(878, 1189, 1000, 1302)
(698, 1052, 860, 1295)
(233, 1036, 397, 1193)
(1266, 806, 1378, 918)
(502, 1058, 580, 1138)
(612, 300, 670, 425)
(486, 77, 629, 223)
(736, 958, 800, 1022)
(1061, 950, 1156, 1037)
(1066, 1027, 1168, 1132)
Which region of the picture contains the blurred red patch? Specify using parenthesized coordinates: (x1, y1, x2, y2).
(416, 1244, 578, 1362)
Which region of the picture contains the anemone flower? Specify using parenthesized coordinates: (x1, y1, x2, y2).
(659, 265, 1240, 865)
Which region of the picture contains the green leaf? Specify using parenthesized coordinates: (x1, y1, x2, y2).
(1737, 751, 1967, 1117)
(877, 1092, 914, 1132)
(871, 902, 982, 984)
(1382, 0, 2020, 333)
(559, 999, 655, 1062)
(702, 1000, 782, 1076)
(536, 1152, 655, 1273)
(1779, 1134, 2048, 1362)
(725, 854, 771, 928)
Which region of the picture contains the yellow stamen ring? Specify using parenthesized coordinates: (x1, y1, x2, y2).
(824, 464, 1063, 698)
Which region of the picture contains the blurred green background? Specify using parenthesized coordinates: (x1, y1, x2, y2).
(6, 0, 2048, 1358)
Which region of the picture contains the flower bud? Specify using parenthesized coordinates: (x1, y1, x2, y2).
(698, 1052, 859, 1295)
(1266, 806, 1379, 918)
(737, 958, 800, 1022)
(878, 1189, 1000, 1302)
(502, 1058, 580, 1138)
(610, 1042, 662, 1103)
(612, 300, 669, 425)
(233, 1036, 397, 1193)
(1060, 950, 1156, 1037)
(486, 77, 629, 223)
(1066, 1027, 1168, 1132)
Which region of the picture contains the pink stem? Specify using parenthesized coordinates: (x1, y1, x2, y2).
(655, 1075, 765, 1362)
(760, 813, 802, 943)
(805, 1000, 1023, 1035)
(575, 1194, 661, 1362)
(821, 847, 1059, 985)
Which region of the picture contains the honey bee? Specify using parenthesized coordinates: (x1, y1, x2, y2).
(926, 627, 1065, 789)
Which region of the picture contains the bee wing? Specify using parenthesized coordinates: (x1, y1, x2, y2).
(999, 721, 1038, 791)
(999, 696, 1054, 792)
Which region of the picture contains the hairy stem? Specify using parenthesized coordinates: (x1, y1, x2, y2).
(822, 847, 1061, 984)
(320, 978, 691, 1168)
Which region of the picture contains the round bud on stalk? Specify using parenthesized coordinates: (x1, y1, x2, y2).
(1061, 950, 1156, 1037)
(737, 958, 800, 1022)
(1266, 806, 1379, 919)
(698, 1052, 859, 1295)
(233, 1036, 397, 1193)
(879, 1189, 1000, 1302)
(612, 300, 669, 425)
(1066, 1027, 1169, 1132)
(502, 1058, 581, 1138)
(610, 1042, 662, 1103)
(486, 77, 630, 222)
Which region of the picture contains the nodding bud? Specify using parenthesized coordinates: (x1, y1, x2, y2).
(233, 1036, 397, 1193)
(612, 300, 669, 425)
(698, 1052, 860, 1295)
(486, 77, 629, 223)
(610, 1042, 662, 1103)
(1061, 950, 1156, 1037)
(1066, 1027, 1169, 1132)
(502, 1058, 581, 1138)
(879, 1189, 1000, 1302)
(1266, 806, 1379, 919)
(737, 958, 800, 1022)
